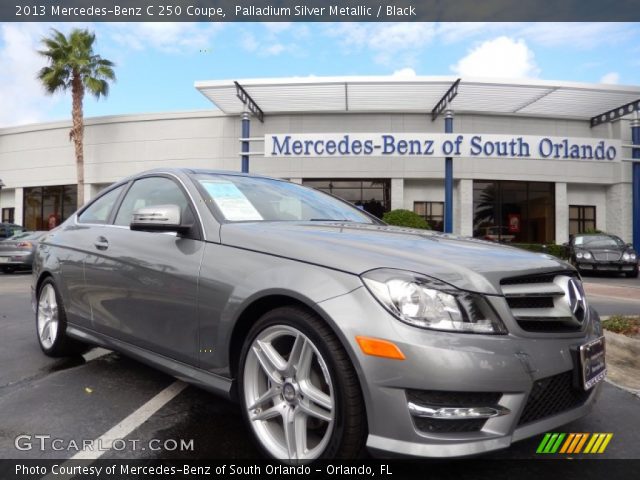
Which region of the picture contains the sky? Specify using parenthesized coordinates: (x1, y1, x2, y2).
(0, 22, 639, 127)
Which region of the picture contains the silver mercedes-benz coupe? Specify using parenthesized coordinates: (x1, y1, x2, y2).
(32, 168, 605, 461)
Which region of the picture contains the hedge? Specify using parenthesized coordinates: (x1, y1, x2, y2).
(382, 209, 430, 230)
(512, 243, 568, 260)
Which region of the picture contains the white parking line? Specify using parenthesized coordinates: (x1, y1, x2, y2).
(41, 381, 187, 480)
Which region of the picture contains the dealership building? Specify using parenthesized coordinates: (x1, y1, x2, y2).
(1, 76, 639, 248)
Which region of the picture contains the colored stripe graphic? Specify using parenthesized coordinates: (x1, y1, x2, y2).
(540, 433, 613, 454)
(559, 433, 575, 454)
(536, 433, 552, 453)
(598, 434, 613, 453)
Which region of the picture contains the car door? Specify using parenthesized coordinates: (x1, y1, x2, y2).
(83, 175, 204, 365)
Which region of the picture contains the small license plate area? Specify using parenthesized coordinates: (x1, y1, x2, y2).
(579, 336, 606, 390)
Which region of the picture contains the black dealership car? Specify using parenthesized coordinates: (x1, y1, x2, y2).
(567, 233, 638, 278)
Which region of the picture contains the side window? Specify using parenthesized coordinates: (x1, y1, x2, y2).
(114, 177, 191, 227)
(78, 186, 125, 224)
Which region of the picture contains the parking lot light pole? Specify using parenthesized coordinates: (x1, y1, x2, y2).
(0, 179, 4, 219)
(444, 110, 454, 234)
(241, 111, 250, 173)
(632, 111, 640, 252)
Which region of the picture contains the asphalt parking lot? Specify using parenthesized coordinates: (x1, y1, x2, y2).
(0, 272, 639, 465)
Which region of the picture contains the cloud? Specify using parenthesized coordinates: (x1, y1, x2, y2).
(451, 36, 539, 79)
(325, 23, 435, 66)
(107, 23, 221, 53)
(0, 23, 63, 127)
(600, 72, 620, 84)
(435, 23, 637, 49)
(239, 23, 306, 57)
(392, 67, 418, 78)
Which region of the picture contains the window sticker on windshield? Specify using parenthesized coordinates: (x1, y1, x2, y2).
(575, 237, 584, 245)
(201, 181, 263, 221)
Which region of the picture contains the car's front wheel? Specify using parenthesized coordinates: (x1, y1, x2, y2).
(36, 278, 88, 357)
(238, 306, 366, 461)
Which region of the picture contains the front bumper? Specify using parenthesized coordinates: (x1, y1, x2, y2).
(317, 286, 603, 458)
(576, 260, 637, 273)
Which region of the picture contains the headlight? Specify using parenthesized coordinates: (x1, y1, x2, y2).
(361, 268, 507, 334)
(582, 251, 592, 260)
(576, 252, 583, 259)
(623, 252, 630, 261)
(631, 253, 637, 261)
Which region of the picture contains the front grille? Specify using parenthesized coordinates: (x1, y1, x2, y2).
(517, 371, 592, 426)
(593, 252, 621, 261)
(516, 321, 582, 333)
(500, 273, 585, 333)
(507, 297, 554, 309)
(501, 273, 557, 285)
(407, 390, 502, 434)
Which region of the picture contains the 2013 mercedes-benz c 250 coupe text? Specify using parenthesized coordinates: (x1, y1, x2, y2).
(32, 169, 606, 461)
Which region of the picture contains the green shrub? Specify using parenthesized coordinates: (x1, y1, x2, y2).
(512, 243, 568, 260)
(602, 315, 640, 336)
(382, 209, 430, 230)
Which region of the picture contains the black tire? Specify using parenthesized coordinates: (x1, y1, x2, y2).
(238, 306, 366, 461)
(36, 278, 88, 357)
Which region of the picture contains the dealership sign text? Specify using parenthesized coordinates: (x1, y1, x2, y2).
(265, 134, 620, 161)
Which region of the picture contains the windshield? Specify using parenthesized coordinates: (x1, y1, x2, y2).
(574, 235, 624, 248)
(194, 174, 377, 224)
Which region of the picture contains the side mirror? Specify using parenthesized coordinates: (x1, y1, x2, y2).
(130, 205, 190, 234)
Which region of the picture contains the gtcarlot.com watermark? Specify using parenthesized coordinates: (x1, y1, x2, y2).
(15, 434, 194, 453)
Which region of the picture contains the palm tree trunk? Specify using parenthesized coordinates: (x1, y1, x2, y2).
(71, 71, 85, 209)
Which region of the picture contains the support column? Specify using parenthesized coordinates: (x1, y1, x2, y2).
(555, 182, 568, 244)
(458, 179, 473, 237)
(391, 178, 404, 210)
(444, 110, 454, 233)
(241, 111, 250, 173)
(14, 188, 23, 226)
(632, 112, 640, 252)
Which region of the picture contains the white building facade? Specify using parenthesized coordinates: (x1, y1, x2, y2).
(1, 77, 638, 246)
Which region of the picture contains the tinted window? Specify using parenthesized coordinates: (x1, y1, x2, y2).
(78, 186, 125, 224)
(114, 177, 190, 227)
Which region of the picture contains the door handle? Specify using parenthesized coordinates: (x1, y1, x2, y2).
(94, 237, 109, 251)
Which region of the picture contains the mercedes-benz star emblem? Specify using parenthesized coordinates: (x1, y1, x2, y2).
(567, 278, 587, 321)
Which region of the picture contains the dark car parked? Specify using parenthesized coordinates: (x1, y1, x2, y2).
(0, 231, 47, 274)
(0, 223, 25, 240)
(567, 233, 638, 278)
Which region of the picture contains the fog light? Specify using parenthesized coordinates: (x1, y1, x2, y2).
(407, 402, 510, 419)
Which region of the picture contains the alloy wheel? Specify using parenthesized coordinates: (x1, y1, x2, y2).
(243, 325, 335, 461)
(37, 283, 59, 350)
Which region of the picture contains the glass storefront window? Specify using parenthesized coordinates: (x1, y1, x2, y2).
(414, 201, 444, 232)
(302, 179, 390, 219)
(473, 180, 554, 244)
(23, 185, 78, 230)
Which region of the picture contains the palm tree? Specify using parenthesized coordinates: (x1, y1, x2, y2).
(38, 28, 115, 208)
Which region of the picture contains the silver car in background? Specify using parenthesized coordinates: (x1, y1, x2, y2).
(32, 168, 605, 461)
(0, 231, 47, 274)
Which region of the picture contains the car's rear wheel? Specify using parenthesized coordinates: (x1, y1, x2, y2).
(238, 306, 366, 462)
(36, 278, 88, 357)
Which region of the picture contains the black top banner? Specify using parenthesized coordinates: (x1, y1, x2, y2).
(3, 0, 640, 22)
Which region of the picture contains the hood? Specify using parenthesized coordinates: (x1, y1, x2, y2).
(220, 222, 573, 295)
